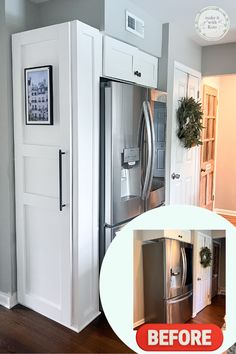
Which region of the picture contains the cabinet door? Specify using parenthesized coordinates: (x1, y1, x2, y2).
(134, 51, 158, 88)
(13, 23, 72, 327)
(164, 230, 192, 244)
(103, 36, 137, 82)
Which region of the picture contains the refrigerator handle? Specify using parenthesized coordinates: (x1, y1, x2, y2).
(146, 101, 155, 198)
(139, 102, 153, 200)
(181, 247, 187, 287)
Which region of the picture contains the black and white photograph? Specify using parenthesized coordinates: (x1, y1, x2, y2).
(24, 66, 53, 125)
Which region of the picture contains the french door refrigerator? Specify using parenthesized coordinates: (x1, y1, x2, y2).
(100, 80, 167, 262)
(142, 238, 193, 324)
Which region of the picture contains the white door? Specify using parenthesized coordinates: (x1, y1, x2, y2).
(194, 232, 212, 315)
(13, 23, 72, 326)
(169, 67, 200, 205)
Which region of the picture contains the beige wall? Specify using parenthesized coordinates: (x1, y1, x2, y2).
(203, 76, 236, 213)
(215, 76, 236, 212)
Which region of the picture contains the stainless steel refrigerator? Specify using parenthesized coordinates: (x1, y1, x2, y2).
(142, 238, 193, 323)
(99, 80, 167, 262)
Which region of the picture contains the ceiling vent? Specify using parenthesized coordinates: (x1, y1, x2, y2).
(126, 11, 144, 38)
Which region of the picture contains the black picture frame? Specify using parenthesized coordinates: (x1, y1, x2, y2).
(24, 65, 53, 125)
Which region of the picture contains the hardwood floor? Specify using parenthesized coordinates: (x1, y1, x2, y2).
(188, 295, 225, 327)
(0, 305, 133, 353)
(0, 296, 225, 353)
(220, 214, 236, 227)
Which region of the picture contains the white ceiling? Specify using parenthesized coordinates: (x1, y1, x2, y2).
(131, 0, 236, 46)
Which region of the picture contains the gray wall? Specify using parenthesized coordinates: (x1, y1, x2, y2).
(164, 23, 202, 203)
(202, 43, 236, 76)
(104, 0, 162, 57)
(0, 0, 39, 295)
(38, 0, 104, 29)
(219, 238, 225, 290)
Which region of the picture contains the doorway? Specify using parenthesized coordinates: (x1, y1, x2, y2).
(201, 75, 236, 217)
(212, 241, 220, 298)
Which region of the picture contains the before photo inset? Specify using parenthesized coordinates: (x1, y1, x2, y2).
(133, 230, 226, 329)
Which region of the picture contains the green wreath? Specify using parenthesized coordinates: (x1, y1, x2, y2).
(200, 247, 212, 268)
(177, 97, 204, 149)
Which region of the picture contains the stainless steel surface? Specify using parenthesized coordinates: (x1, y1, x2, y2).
(146, 186, 165, 210)
(166, 291, 193, 324)
(58, 149, 66, 211)
(140, 101, 153, 200)
(171, 173, 181, 180)
(143, 238, 193, 324)
(104, 81, 146, 226)
(146, 101, 155, 199)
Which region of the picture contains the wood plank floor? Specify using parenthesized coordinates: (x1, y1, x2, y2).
(188, 295, 225, 327)
(0, 296, 225, 353)
(0, 305, 133, 353)
(220, 214, 236, 227)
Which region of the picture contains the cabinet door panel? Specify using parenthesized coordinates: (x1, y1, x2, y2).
(103, 36, 137, 82)
(134, 51, 158, 88)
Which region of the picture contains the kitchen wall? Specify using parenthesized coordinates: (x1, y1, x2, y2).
(163, 23, 202, 203)
(0, 0, 39, 297)
(37, 0, 104, 30)
(202, 43, 236, 76)
(215, 75, 236, 213)
(103, 0, 162, 57)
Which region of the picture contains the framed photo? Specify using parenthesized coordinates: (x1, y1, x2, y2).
(24, 65, 53, 125)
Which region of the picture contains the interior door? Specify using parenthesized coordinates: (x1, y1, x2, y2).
(200, 85, 218, 210)
(170, 68, 200, 205)
(195, 232, 212, 314)
(212, 242, 220, 298)
(13, 23, 72, 326)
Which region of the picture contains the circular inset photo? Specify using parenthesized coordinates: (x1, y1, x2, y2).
(100, 206, 236, 353)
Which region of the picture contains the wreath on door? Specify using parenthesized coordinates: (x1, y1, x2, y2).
(177, 97, 204, 149)
(200, 246, 212, 268)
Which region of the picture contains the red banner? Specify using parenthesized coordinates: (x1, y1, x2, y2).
(136, 324, 223, 351)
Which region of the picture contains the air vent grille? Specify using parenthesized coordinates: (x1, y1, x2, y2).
(126, 11, 144, 38)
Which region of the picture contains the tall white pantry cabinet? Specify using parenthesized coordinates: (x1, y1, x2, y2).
(12, 21, 102, 332)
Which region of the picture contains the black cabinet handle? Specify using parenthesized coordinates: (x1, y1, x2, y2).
(59, 149, 66, 211)
(178, 235, 183, 239)
(134, 70, 139, 76)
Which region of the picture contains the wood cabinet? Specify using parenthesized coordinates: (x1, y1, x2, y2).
(103, 36, 158, 88)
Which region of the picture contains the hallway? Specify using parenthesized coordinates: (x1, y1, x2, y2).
(188, 295, 225, 328)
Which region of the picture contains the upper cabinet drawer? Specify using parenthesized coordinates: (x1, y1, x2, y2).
(133, 51, 158, 88)
(103, 36, 137, 83)
(103, 36, 158, 88)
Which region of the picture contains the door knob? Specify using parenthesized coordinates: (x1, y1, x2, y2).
(197, 277, 201, 281)
(171, 173, 180, 180)
(201, 169, 206, 172)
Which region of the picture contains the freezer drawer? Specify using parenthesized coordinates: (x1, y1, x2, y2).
(166, 291, 193, 324)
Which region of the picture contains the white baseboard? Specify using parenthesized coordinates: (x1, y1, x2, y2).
(214, 208, 236, 217)
(192, 312, 197, 318)
(0, 291, 18, 309)
(134, 318, 145, 329)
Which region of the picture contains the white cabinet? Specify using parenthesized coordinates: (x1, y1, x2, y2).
(134, 51, 158, 88)
(103, 36, 158, 88)
(103, 35, 137, 83)
(164, 230, 192, 244)
(12, 20, 101, 333)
